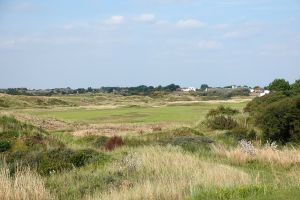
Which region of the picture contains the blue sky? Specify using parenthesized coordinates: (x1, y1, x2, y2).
(0, 0, 299, 88)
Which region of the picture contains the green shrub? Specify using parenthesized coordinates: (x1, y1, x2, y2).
(226, 126, 257, 140)
(0, 140, 11, 152)
(206, 106, 239, 130)
(93, 136, 109, 148)
(70, 149, 98, 167)
(207, 115, 238, 130)
(160, 135, 213, 152)
(207, 106, 240, 117)
(6, 147, 104, 175)
(245, 93, 300, 144)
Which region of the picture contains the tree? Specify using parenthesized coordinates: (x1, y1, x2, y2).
(200, 84, 209, 90)
(245, 90, 300, 144)
(291, 79, 300, 93)
(164, 84, 180, 91)
(257, 97, 300, 143)
(268, 79, 290, 92)
(87, 87, 93, 92)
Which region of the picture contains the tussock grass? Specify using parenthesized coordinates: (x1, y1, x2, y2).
(213, 144, 300, 168)
(0, 164, 53, 200)
(89, 146, 251, 200)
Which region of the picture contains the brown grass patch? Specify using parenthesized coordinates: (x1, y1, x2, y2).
(73, 123, 181, 137)
(0, 165, 53, 200)
(88, 146, 251, 200)
(213, 144, 300, 168)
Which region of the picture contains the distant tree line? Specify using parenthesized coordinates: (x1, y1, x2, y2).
(0, 84, 181, 96)
(100, 84, 180, 96)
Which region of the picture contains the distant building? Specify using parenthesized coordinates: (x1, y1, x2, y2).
(180, 87, 196, 92)
(250, 86, 270, 97)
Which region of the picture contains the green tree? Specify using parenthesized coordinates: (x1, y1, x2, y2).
(87, 87, 93, 92)
(245, 91, 300, 144)
(257, 97, 300, 143)
(200, 84, 209, 90)
(291, 79, 300, 93)
(268, 79, 290, 92)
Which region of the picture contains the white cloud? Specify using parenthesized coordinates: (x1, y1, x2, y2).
(198, 40, 221, 50)
(136, 14, 156, 23)
(12, 2, 37, 12)
(155, 20, 169, 25)
(213, 23, 230, 30)
(0, 39, 16, 48)
(223, 31, 240, 39)
(104, 16, 124, 25)
(63, 22, 90, 30)
(176, 19, 205, 28)
(223, 22, 263, 39)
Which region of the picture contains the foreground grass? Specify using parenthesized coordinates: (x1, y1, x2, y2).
(0, 164, 53, 200)
(87, 146, 252, 200)
(213, 144, 300, 168)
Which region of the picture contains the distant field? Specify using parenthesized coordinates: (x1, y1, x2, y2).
(24, 101, 247, 124)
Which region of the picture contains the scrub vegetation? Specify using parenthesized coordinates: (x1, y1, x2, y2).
(0, 79, 299, 200)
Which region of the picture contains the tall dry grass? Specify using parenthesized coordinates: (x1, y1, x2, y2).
(213, 144, 300, 168)
(0, 164, 53, 200)
(88, 145, 251, 200)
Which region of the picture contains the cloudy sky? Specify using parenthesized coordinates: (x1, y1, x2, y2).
(0, 0, 299, 88)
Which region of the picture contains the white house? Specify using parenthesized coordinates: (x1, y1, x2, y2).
(250, 87, 270, 97)
(181, 87, 196, 92)
(259, 90, 270, 97)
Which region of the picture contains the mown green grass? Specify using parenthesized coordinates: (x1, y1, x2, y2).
(26, 102, 246, 124)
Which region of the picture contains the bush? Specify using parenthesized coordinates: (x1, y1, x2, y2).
(6, 147, 103, 175)
(207, 115, 238, 130)
(226, 126, 257, 140)
(258, 97, 300, 143)
(36, 149, 75, 175)
(0, 140, 11, 152)
(93, 136, 109, 148)
(105, 136, 124, 151)
(206, 106, 239, 130)
(291, 79, 300, 93)
(245, 92, 300, 144)
(207, 106, 239, 117)
(71, 149, 98, 167)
